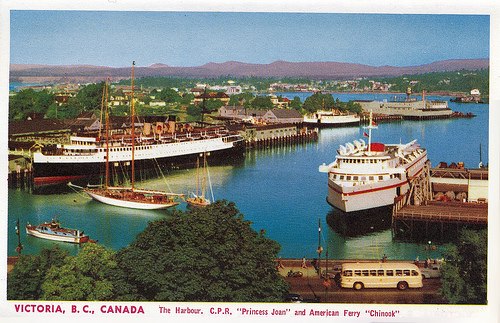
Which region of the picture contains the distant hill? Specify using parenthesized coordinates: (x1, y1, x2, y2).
(10, 59, 489, 83)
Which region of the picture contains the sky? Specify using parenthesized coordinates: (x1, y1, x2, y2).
(9, 10, 490, 68)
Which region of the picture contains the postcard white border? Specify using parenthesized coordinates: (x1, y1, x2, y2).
(0, 1, 498, 322)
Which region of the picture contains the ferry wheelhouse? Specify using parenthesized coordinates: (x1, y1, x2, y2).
(319, 113, 428, 212)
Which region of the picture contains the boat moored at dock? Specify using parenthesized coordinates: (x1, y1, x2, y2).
(355, 90, 453, 120)
(303, 110, 360, 127)
(32, 128, 244, 186)
(319, 112, 428, 213)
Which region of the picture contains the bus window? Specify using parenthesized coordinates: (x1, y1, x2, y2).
(370, 270, 377, 276)
(396, 270, 403, 276)
(377, 270, 385, 276)
(362, 270, 369, 276)
(343, 270, 352, 276)
(403, 270, 410, 276)
(354, 270, 361, 276)
(411, 270, 419, 276)
(386, 270, 394, 276)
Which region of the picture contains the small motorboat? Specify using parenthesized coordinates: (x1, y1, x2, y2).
(25, 219, 90, 244)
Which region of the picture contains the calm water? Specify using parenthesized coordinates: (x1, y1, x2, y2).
(7, 93, 489, 262)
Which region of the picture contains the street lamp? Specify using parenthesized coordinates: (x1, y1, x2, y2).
(317, 218, 323, 276)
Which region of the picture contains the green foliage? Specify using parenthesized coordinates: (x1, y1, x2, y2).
(74, 82, 105, 111)
(303, 92, 335, 113)
(186, 104, 202, 118)
(9, 89, 55, 120)
(115, 200, 289, 302)
(228, 93, 255, 107)
(204, 99, 225, 113)
(337, 100, 362, 114)
(440, 228, 487, 304)
(7, 247, 68, 300)
(41, 243, 117, 301)
(251, 96, 274, 110)
(157, 88, 181, 103)
(377, 69, 489, 97)
(290, 96, 302, 110)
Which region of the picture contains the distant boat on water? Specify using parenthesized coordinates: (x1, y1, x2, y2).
(355, 90, 453, 120)
(303, 110, 360, 128)
(25, 219, 90, 244)
(186, 152, 214, 208)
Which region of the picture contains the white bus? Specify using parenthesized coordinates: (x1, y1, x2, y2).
(340, 262, 423, 290)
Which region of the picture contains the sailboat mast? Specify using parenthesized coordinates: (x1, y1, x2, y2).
(131, 61, 136, 190)
(201, 152, 207, 199)
(104, 79, 110, 189)
(196, 155, 200, 197)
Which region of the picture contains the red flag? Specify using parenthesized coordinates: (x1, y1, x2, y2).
(363, 132, 369, 137)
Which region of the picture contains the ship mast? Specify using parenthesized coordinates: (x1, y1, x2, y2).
(131, 61, 136, 191)
(104, 79, 110, 189)
(363, 110, 378, 153)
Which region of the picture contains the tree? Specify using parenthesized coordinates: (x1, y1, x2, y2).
(9, 89, 56, 120)
(7, 247, 68, 300)
(156, 88, 181, 103)
(337, 100, 362, 114)
(290, 96, 302, 110)
(251, 95, 274, 110)
(41, 243, 117, 301)
(75, 82, 105, 111)
(114, 200, 289, 302)
(228, 93, 254, 107)
(186, 104, 202, 118)
(440, 228, 487, 304)
(302, 92, 335, 113)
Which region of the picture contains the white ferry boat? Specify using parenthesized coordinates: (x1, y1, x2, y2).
(319, 113, 428, 212)
(303, 110, 360, 127)
(355, 90, 453, 120)
(32, 127, 244, 185)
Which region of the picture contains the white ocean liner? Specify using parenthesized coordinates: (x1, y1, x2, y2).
(319, 113, 428, 212)
(32, 130, 243, 184)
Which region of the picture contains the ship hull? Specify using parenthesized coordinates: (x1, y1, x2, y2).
(84, 190, 179, 210)
(303, 120, 360, 128)
(26, 227, 89, 244)
(33, 139, 245, 186)
(326, 179, 410, 213)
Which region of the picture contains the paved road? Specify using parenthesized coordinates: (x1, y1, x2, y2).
(278, 259, 446, 304)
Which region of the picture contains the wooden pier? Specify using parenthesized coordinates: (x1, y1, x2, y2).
(245, 128, 318, 149)
(392, 161, 488, 240)
(394, 202, 487, 224)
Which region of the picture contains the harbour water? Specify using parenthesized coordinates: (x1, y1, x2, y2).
(7, 93, 489, 262)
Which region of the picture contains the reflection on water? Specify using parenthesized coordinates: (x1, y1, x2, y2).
(325, 207, 392, 237)
(8, 93, 488, 261)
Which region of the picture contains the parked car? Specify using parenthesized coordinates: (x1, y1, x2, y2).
(284, 293, 303, 303)
(321, 264, 342, 279)
(421, 264, 441, 279)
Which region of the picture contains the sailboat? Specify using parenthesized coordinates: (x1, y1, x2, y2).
(81, 62, 184, 210)
(186, 152, 214, 207)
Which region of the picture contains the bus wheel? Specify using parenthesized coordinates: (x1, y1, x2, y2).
(353, 282, 364, 290)
(397, 281, 408, 290)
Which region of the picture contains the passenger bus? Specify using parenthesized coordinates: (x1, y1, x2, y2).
(340, 262, 423, 290)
